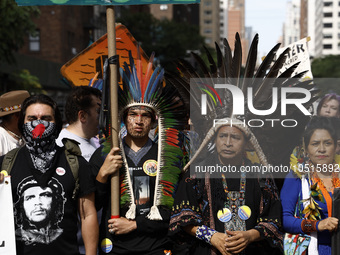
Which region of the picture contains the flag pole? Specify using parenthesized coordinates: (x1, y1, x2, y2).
(106, 6, 120, 219)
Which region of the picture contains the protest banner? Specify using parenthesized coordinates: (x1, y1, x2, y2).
(61, 24, 150, 87)
(276, 37, 313, 80)
(0, 176, 16, 255)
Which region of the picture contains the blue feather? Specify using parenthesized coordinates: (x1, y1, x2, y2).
(119, 67, 138, 100)
(131, 63, 141, 100)
(148, 68, 164, 101)
(144, 66, 160, 100)
(128, 52, 141, 100)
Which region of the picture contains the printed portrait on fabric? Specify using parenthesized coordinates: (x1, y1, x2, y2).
(14, 176, 66, 245)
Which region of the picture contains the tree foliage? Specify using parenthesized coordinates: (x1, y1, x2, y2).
(0, 0, 42, 93)
(312, 55, 340, 78)
(0, 69, 44, 94)
(0, 0, 40, 64)
(311, 55, 340, 96)
(117, 10, 206, 72)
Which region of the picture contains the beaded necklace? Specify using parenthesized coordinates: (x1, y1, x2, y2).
(221, 171, 247, 232)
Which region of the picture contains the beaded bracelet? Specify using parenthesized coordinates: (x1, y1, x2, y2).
(195, 225, 217, 245)
(301, 219, 318, 233)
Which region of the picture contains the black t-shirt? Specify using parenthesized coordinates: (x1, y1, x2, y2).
(91, 142, 172, 255)
(0, 146, 95, 255)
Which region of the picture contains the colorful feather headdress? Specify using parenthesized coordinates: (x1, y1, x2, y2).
(167, 33, 319, 169)
(117, 49, 186, 221)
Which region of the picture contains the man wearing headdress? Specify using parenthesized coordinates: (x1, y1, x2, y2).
(90, 53, 185, 255)
(169, 120, 283, 255)
(166, 32, 318, 255)
(0, 90, 30, 156)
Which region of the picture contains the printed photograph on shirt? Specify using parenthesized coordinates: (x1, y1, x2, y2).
(134, 176, 150, 215)
(14, 176, 66, 245)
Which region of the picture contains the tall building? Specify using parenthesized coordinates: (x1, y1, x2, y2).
(303, 0, 322, 58)
(1, 6, 96, 109)
(219, 0, 247, 64)
(283, 0, 301, 47)
(200, 0, 220, 48)
(313, 0, 323, 57)
(220, 0, 229, 45)
(150, 4, 173, 20)
(300, 0, 308, 39)
(291, 0, 340, 58)
(20, 6, 94, 64)
(149, 4, 199, 25)
(320, 0, 340, 55)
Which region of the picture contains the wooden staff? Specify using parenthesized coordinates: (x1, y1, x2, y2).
(106, 6, 120, 219)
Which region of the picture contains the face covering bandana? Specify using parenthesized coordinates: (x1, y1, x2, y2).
(23, 120, 58, 173)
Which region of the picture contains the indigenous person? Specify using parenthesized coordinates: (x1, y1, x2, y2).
(56, 86, 101, 255)
(56, 86, 102, 161)
(90, 53, 185, 255)
(0, 94, 98, 255)
(169, 120, 283, 255)
(316, 93, 340, 118)
(291, 93, 340, 183)
(165, 33, 317, 255)
(281, 117, 340, 255)
(0, 90, 30, 156)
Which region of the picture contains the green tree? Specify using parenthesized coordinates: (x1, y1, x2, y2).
(117, 11, 206, 72)
(312, 55, 340, 78)
(1, 69, 45, 94)
(0, 0, 42, 93)
(311, 55, 340, 96)
(0, 0, 40, 64)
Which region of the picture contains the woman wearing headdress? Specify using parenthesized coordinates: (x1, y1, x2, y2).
(281, 116, 340, 255)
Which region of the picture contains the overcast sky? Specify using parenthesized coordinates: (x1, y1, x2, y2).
(245, 0, 288, 57)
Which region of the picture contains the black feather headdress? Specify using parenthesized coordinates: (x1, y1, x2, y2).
(166, 33, 319, 169)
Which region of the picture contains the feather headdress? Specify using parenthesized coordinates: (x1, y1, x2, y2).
(167, 33, 319, 169)
(116, 50, 186, 220)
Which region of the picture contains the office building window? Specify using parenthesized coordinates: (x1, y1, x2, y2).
(29, 30, 40, 52)
(323, 44, 332, 49)
(160, 4, 168, 10)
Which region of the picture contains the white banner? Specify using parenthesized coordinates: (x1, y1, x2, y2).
(276, 37, 313, 80)
(0, 176, 16, 255)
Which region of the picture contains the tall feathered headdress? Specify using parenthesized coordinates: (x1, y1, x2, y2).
(115, 49, 186, 220)
(167, 33, 319, 169)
